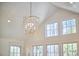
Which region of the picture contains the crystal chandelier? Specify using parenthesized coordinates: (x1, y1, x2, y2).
(23, 2, 39, 34)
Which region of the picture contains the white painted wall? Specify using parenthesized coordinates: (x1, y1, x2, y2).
(0, 38, 25, 56)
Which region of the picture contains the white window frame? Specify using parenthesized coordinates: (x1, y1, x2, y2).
(62, 19, 76, 35)
(63, 43, 77, 56)
(10, 46, 21, 56)
(46, 44, 59, 56)
(32, 45, 43, 56)
(45, 23, 58, 37)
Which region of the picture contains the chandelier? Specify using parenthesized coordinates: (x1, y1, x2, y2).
(23, 2, 39, 34)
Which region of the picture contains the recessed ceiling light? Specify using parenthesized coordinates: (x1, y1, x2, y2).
(8, 20, 11, 22)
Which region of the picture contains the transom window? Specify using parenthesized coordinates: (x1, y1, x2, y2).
(47, 44, 59, 56)
(32, 45, 43, 56)
(63, 43, 77, 56)
(10, 46, 20, 56)
(46, 23, 58, 37)
(63, 19, 76, 34)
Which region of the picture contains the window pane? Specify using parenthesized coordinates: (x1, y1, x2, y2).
(10, 46, 20, 56)
(47, 45, 59, 56)
(55, 45, 59, 56)
(54, 23, 57, 29)
(67, 20, 71, 27)
(33, 46, 36, 53)
(32, 46, 43, 56)
(63, 44, 68, 56)
(10, 52, 13, 56)
(10, 46, 14, 52)
(46, 23, 58, 37)
(68, 44, 73, 56)
(66, 27, 71, 34)
(47, 45, 51, 56)
(71, 19, 76, 26)
(72, 27, 76, 33)
(47, 24, 51, 30)
(63, 43, 77, 56)
(51, 45, 54, 53)
(73, 43, 77, 56)
(47, 31, 50, 37)
(63, 19, 76, 34)
(39, 46, 43, 56)
(63, 28, 66, 34)
(63, 21, 67, 27)
(18, 47, 20, 53)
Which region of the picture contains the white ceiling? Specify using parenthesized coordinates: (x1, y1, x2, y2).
(52, 2, 79, 14)
(0, 2, 58, 38)
(0, 2, 79, 38)
(31, 2, 58, 24)
(0, 2, 79, 24)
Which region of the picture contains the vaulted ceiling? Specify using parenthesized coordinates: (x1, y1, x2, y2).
(0, 2, 79, 24)
(52, 2, 79, 14)
(0, 2, 79, 38)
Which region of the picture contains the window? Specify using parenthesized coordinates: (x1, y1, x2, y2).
(63, 19, 76, 34)
(63, 43, 77, 56)
(46, 23, 58, 37)
(47, 45, 59, 56)
(10, 46, 20, 56)
(32, 45, 43, 56)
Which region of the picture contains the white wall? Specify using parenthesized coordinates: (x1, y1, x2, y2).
(0, 38, 25, 56)
(0, 4, 2, 38)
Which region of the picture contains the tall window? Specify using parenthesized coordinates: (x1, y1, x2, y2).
(63, 19, 76, 34)
(32, 45, 43, 56)
(46, 23, 58, 37)
(63, 43, 77, 56)
(10, 46, 20, 56)
(47, 44, 59, 56)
